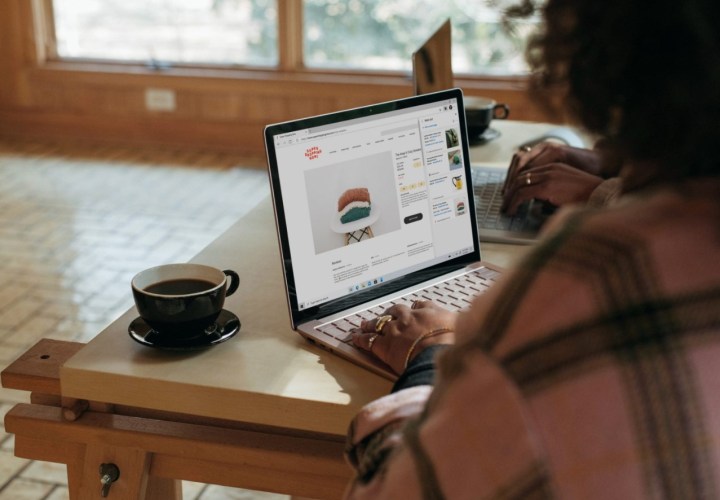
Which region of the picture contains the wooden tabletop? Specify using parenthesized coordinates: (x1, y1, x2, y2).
(59, 120, 582, 438)
(61, 197, 394, 437)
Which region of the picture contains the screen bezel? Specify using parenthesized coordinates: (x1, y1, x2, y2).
(264, 88, 481, 326)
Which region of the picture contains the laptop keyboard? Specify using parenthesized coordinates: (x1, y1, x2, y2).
(315, 267, 500, 343)
(471, 166, 533, 232)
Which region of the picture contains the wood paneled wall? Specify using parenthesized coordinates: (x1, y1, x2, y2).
(0, 1, 551, 157)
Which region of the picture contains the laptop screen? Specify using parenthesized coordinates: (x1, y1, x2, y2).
(265, 89, 480, 325)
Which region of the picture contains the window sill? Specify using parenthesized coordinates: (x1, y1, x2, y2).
(29, 59, 529, 93)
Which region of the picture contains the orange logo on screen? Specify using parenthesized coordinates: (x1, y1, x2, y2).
(305, 146, 322, 160)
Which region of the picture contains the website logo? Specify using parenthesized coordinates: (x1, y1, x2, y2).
(305, 146, 322, 160)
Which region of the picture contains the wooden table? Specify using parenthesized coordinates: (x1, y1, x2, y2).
(1, 120, 580, 499)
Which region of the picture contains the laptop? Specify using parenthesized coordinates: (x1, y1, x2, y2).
(469, 122, 587, 243)
(264, 89, 503, 380)
(412, 19, 453, 96)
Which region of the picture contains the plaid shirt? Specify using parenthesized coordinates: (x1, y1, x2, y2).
(345, 177, 720, 499)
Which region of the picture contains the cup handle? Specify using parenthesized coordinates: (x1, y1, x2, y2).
(493, 104, 510, 120)
(223, 270, 240, 296)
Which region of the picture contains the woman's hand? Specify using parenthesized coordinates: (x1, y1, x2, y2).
(506, 142, 602, 180)
(502, 162, 604, 215)
(352, 300, 457, 375)
(502, 142, 604, 214)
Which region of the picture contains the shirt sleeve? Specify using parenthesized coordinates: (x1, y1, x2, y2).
(344, 348, 551, 499)
(391, 344, 450, 393)
(344, 346, 448, 486)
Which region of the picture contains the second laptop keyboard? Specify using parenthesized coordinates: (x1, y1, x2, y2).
(471, 166, 537, 232)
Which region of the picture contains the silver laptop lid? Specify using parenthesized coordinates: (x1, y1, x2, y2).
(264, 89, 481, 328)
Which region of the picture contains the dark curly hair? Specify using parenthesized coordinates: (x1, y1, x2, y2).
(507, 0, 720, 184)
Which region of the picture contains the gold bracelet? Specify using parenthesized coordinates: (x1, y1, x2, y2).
(403, 327, 453, 370)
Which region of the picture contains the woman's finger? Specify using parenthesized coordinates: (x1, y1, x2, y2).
(352, 331, 381, 353)
(361, 313, 394, 334)
(502, 165, 548, 213)
(410, 299, 433, 310)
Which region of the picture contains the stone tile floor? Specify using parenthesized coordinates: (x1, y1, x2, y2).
(0, 140, 291, 499)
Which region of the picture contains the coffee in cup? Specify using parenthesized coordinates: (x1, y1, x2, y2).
(131, 263, 240, 336)
(464, 96, 510, 144)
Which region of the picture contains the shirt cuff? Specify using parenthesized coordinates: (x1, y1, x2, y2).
(391, 344, 450, 393)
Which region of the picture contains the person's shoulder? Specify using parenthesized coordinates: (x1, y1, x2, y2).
(550, 177, 716, 236)
(582, 178, 719, 237)
(586, 177, 622, 208)
(528, 178, 720, 284)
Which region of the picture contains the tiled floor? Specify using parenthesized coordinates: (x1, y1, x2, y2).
(0, 141, 292, 499)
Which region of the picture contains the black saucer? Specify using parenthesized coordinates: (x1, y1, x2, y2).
(128, 309, 240, 350)
(469, 127, 501, 146)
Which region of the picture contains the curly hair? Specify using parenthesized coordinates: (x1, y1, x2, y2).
(508, 0, 720, 183)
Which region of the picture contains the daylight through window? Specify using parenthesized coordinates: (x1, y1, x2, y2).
(51, 0, 538, 75)
(52, 0, 278, 67)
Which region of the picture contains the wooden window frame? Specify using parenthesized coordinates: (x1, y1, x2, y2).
(0, 0, 548, 154)
(38, 0, 530, 93)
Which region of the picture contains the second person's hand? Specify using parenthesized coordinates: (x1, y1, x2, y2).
(502, 142, 604, 215)
(502, 162, 604, 214)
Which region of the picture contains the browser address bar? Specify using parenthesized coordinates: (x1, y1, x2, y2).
(304, 119, 419, 142)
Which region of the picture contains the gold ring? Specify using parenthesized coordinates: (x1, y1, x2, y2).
(375, 315, 393, 333)
(521, 145, 533, 153)
(368, 334, 379, 351)
(525, 173, 532, 185)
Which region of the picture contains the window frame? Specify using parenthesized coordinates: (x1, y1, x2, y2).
(40, 0, 531, 92)
(1, 0, 548, 156)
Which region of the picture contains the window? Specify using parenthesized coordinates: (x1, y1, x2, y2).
(51, 0, 537, 75)
(304, 0, 537, 75)
(52, 0, 278, 66)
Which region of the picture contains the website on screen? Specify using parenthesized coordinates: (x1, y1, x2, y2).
(274, 99, 474, 310)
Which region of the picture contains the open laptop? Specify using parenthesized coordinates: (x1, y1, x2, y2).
(264, 89, 503, 380)
(412, 19, 453, 95)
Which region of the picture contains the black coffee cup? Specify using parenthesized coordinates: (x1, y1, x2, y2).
(464, 96, 510, 143)
(131, 263, 240, 336)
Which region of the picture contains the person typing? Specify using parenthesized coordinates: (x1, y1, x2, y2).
(501, 141, 623, 219)
(344, 0, 720, 497)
